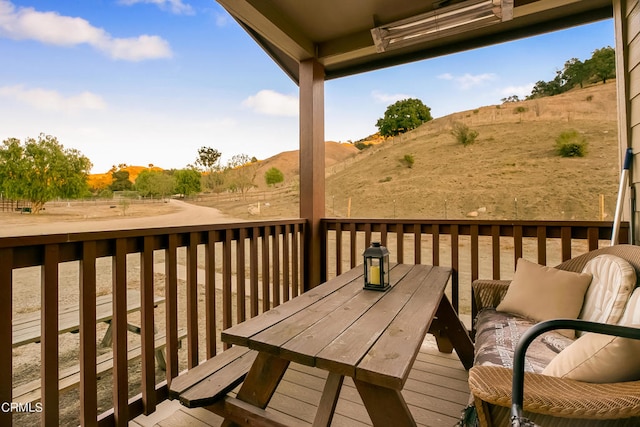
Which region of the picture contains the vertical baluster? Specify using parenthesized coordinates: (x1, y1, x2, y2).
(41, 244, 60, 426)
(273, 225, 281, 307)
(80, 242, 98, 426)
(0, 248, 12, 427)
(205, 231, 217, 358)
(364, 223, 372, 248)
(223, 229, 233, 348)
(470, 224, 479, 283)
(349, 223, 357, 268)
(261, 227, 271, 311)
(413, 224, 421, 264)
(432, 224, 440, 266)
(282, 225, 290, 303)
(112, 238, 128, 424)
(537, 226, 547, 265)
(396, 224, 404, 264)
(165, 234, 179, 384)
(335, 224, 342, 276)
(187, 233, 199, 368)
(250, 227, 259, 316)
(588, 227, 599, 250)
(140, 236, 155, 413)
(561, 227, 572, 261)
(237, 228, 247, 322)
(380, 223, 388, 247)
(492, 225, 500, 280)
(292, 224, 300, 297)
(513, 225, 523, 266)
(450, 225, 460, 314)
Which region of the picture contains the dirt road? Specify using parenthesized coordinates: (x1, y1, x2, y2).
(0, 199, 242, 237)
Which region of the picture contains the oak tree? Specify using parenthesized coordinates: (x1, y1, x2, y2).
(0, 134, 92, 213)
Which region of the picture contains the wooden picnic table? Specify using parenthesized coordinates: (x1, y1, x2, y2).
(12, 289, 165, 348)
(219, 263, 474, 426)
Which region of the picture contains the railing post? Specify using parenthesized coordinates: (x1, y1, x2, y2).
(299, 58, 326, 290)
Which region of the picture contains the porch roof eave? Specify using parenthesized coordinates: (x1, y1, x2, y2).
(216, 0, 613, 84)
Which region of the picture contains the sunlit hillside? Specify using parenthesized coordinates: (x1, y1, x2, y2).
(197, 82, 620, 221)
(88, 165, 163, 191)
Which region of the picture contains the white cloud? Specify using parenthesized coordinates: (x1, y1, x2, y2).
(242, 90, 298, 117)
(0, 85, 107, 113)
(371, 90, 413, 103)
(118, 0, 194, 15)
(500, 83, 535, 99)
(0, 0, 172, 61)
(214, 11, 230, 27)
(437, 72, 497, 89)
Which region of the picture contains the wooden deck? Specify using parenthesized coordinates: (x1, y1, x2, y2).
(132, 336, 470, 427)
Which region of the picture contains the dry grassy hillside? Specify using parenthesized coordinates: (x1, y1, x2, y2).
(249, 142, 359, 191)
(198, 82, 621, 221)
(88, 165, 163, 191)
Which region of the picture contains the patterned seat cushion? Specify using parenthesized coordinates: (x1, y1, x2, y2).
(474, 309, 574, 374)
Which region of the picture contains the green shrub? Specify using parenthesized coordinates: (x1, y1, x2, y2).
(354, 141, 372, 150)
(555, 130, 588, 157)
(451, 122, 479, 146)
(400, 154, 415, 168)
(264, 167, 284, 186)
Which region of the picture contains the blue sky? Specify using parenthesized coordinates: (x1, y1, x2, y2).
(0, 0, 615, 173)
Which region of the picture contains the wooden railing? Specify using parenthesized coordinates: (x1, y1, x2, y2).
(0, 217, 630, 425)
(0, 219, 305, 426)
(322, 219, 630, 317)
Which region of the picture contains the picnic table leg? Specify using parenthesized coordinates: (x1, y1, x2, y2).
(434, 295, 474, 370)
(220, 352, 289, 427)
(353, 379, 416, 427)
(313, 372, 344, 427)
(101, 321, 113, 347)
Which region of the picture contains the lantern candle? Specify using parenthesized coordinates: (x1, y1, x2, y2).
(369, 265, 381, 285)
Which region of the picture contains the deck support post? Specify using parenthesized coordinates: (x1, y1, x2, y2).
(299, 58, 326, 290)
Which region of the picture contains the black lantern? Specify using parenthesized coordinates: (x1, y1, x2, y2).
(363, 242, 390, 291)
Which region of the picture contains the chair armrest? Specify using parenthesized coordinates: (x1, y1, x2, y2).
(472, 279, 511, 311)
(511, 319, 640, 423)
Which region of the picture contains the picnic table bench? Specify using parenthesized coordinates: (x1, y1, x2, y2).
(12, 290, 183, 405)
(13, 328, 187, 405)
(12, 290, 164, 348)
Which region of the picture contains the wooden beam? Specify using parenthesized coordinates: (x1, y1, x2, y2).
(299, 59, 326, 289)
(216, 0, 314, 60)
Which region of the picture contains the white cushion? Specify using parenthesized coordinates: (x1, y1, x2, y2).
(579, 255, 636, 330)
(543, 288, 640, 383)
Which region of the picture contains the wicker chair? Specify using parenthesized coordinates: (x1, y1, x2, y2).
(468, 244, 640, 427)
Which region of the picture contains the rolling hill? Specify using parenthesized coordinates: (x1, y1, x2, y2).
(199, 81, 620, 221)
